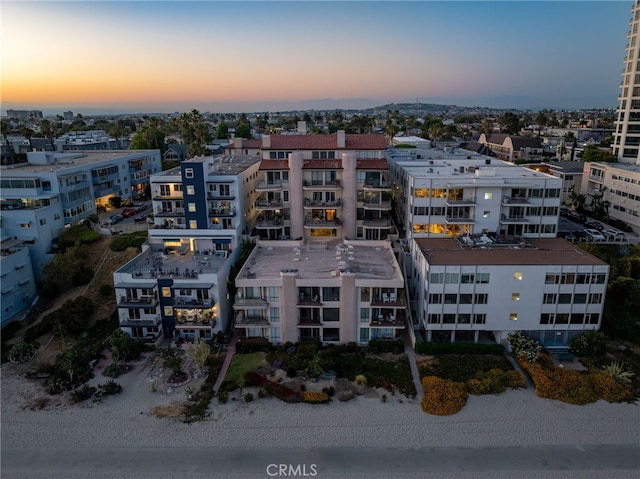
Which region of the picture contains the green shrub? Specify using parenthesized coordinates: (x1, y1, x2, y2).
(244, 393, 254, 402)
(367, 339, 404, 354)
(570, 331, 606, 357)
(72, 266, 94, 286)
(70, 384, 96, 403)
(110, 231, 148, 252)
(217, 391, 229, 404)
(507, 332, 543, 363)
(58, 225, 101, 250)
(96, 380, 122, 397)
(103, 362, 120, 378)
(24, 315, 56, 342)
(8, 342, 37, 364)
(235, 341, 273, 354)
(415, 342, 505, 355)
(466, 368, 525, 395)
(602, 360, 635, 384)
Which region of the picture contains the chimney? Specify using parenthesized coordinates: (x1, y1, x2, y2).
(262, 135, 271, 148)
(297, 121, 307, 134)
(337, 130, 346, 149)
(233, 137, 243, 148)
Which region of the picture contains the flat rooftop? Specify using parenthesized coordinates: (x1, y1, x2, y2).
(151, 155, 261, 180)
(415, 238, 607, 267)
(0, 150, 158, 175)
(239, 240, 403, 281)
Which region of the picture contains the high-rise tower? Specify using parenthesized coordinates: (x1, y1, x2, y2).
(613, 0, 640, 165)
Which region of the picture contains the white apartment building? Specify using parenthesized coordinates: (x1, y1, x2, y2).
(580, 161, 640, 232)
(411, 237, 609, 348)
(0, 236, 37, 327)
(613, 0, 640, 165)
(388, 150, 563, 241)
(234, 239, 406, 345)
(115, 155, 261, 342)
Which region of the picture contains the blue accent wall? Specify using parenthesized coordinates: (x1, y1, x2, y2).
(158, 277, 175, 338)
(181, 162, 209, 229)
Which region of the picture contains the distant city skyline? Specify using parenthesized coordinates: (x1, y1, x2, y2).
(1, 1, 632, 115)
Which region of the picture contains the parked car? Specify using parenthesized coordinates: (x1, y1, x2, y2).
(560, 208, 571, 217)
(133, 202, 147, 213)
(108, 214, 123, 225)
(572, 230, 589, 240)
(584, 220, 604, 231)
(121, 207, 136, 218)
(584, 228, 605, 241)
(134, 214, 147, 223)
(603, 229, 625, 240)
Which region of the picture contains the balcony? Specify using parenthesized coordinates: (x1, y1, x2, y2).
(501, 196, 530, 206)
(255, 218, 287, 229)
(362, 218, 393, 228)
(209, 207, 236, 217)
(304, 216, 342, 228)
(298, 317, 322, 326)
(233, 297, 269, 309)
(303, 198, 341, 208)
(362, 200, 391, 210)
(445, 216, 474, 224)
(363, 180, 392, 191)
(207, 192, 236, 200)
(370, 314, 405, 328)
(302, 180, 341, 190)
(255, 199, 283, 210)
(370, 294, 406, 307)
(298, 294, 322, 306)
(119, 296, 157, 307)
(235, 311, 269, 326)
(153, 190, 183, 200)
(446, 198, 476, 206)
(176, 311, 216, 328)
(256, 180, 283, 191)
(500, 214, 529, 224)
(119, 316, 161, 328)
(155, 209, 185, 217)
(174, 297, 214, 308)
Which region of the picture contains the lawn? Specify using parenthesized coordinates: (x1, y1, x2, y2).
(224, 352, 267, 383)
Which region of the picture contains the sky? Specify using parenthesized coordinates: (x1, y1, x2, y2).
(0, 1, 634, 115)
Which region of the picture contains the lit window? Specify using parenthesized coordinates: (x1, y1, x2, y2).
(484, 192, 493, 200)
(185, 168, 194, 178)
(510, 313, 518, 321)
(483, 211, 490, 217)
(20, 223, 30, 228)
(512, 293, 520, 301)
(162, 287, 171, 297)
(186, 185, 195, 195)
(164, 306, 173, 316)
(189, 220, 197, 229)
(514, 272, 523, 280)
(188, 203, 196, 212)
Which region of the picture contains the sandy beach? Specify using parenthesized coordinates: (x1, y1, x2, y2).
(2, 353, 639, 478)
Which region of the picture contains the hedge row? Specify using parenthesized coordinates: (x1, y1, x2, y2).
(415, 342, 505, 355)
(368, 339, 404, 354)
(242, 371, 303, 403)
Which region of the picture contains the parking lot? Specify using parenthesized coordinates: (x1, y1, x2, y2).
(558, 208, 631, 243)
(98, 200, 151, 234)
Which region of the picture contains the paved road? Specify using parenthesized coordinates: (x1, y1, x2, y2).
(2, 444, 638, 479)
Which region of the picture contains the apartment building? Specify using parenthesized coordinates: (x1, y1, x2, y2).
(411, 237, 609, 348)
(114, 155, 261, 342)
(254, 130, 394, 241)
(580, 161, 640, 232)
(478, 133, 543, 162)
(525, 162, 584, 205)
(388, 150, 562, 241)
(0, 150, 161, 279)
(0, 235, 37, 327)
(233, 239, 406, 344)
(613, 0, 640, 165)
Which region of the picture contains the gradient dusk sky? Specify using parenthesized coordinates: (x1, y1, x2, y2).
(1, 1, 633, 114)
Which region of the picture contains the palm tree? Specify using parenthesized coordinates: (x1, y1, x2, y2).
(385, 123, 399, 144)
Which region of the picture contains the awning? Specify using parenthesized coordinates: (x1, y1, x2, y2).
(115, 282, 156, 289)
(212, 239, 231, 244)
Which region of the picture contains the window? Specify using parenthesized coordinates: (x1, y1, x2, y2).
(428, 313, 441, 324)
(459, 294, 473, 304)
(323, 308, 340, 322)
(185, 168, 194, 178)
(484, 192, 493, 200)
(543, 293, 557, 304)
(268, 287, 279, 302)
(483, 211, 490, 218)
(39, 218, 46, 226)
(540, 313, 554, 324)
(576, 274, 589, 284)
(458, 314, 471, 324)
(473, 314, 486, 324)
(570, 314, 584, 324)
(186, 185, 195, 195)
(188, 203, 196, 212)
(444, 294, 457, 304)
(509, 313, 518, 321)
(429, 294, 442, 304)
(474, 293, 488, 304)
(574, 294, 587, 304)
(360, 287, 370, 302)
(164, 306, 173, 316)
(322, 287, 340, 302)
(461, 273, 474, 284)
(359, 328, 370, 343)
(589, 293, 603, 304)
(512, 293, 520, 301)
(430, 273, 444, 283)
(270, 307, 280, 322)
(20, 223, 31, 228)
(513, 272, 523, 281)
(445, 273, 459, 284)
(591, 273, 606, 284)
(558, 294, 572, 304)
(189, 220, 197, 229)
(162, 287, 171, 297)
(561, 273, 575, 284)
(476, 273, 490, 284)
(555, 314, 569, 324)
(586, 313, 600, 324)
(545, 274, 559, 284)
(270, 327, 280, 343)
(360, 308, 370, 322)
(443, 314, 456, 324)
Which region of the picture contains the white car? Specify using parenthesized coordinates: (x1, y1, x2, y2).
(603, 229, 625, 240)
(583, 228, 605, 241)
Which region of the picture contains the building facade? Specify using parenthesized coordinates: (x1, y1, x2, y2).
(0, 236, 37, 327)
(411, 238, 609, 348)
(613, 0, 640, 165)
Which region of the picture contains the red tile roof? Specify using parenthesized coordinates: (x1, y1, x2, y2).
(259, 158, 388, 170)
(259, 160, 289, 170)
(266, 133, 387, 150)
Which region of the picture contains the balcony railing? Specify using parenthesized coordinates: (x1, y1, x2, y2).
(445, 216, 474, 223)
(209, 207, 236, 216)
(235, 311, 269, 326)
(119, 296, 157, 306)
(156, 209, 185, 217)
(362, 200, 391, 210)
(303, 180, 341, 189)
(303, 198, 341, 208)
(256, 180, 283, 190)
(501, 196, 530, 205)
(363, 180, 392, 189)
(233, 297, 269, 309)
(119, 315, 161, 328)
(174, 297, 214, 308)
(255, 199, 283, 209)
(304, 217, 342, 227)
(500, 215, 529, 223)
